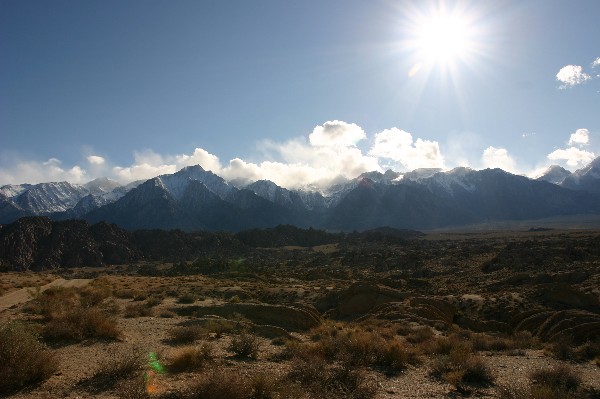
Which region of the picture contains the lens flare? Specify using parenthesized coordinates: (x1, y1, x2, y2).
(145, 352, 164, 394)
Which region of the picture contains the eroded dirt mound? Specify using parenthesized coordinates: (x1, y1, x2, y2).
(513, 309, 600, 343)
(316, 282, 411, 319)
(175, 302, 322, 332)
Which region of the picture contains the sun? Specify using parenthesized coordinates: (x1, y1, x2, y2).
(416, 13, 471, 63)
(402, 3, 484, 73)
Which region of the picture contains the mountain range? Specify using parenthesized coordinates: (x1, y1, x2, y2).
(1, 157, 600, 231)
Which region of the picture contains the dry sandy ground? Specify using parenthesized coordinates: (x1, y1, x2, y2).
(1, 274, 599, 399)
(0, 278, 92, 312)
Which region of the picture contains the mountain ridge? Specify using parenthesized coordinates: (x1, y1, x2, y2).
(2, 157, 600, 231)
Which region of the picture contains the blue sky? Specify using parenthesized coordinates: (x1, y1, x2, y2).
(1, 0, 599, 188)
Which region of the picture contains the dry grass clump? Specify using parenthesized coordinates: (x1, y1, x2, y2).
(203, 318, 237, 337)
(168, 325, 207, 344)
(530, 365, 581, 395)
(29, 285, 120, 342)
(180, 369, 301, 399)
(229, 332, 260, 359)
(169, 343, 213, 372)
(177, 292, 197, 304)
(498, 364, 597, 399)
(124, 302, 154, 318)
(547, 338, 600, 363)
(44, 306, 120, 341)
(288, 358, 377, 399)
(405, 325, 435, 344)
(79, 348, 144, 393)
(430, 341, 494, 389)
(0, 321, 57, 394)
(286, 322, 418, 375)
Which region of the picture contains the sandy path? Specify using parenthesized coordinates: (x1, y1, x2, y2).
(0, 278, 92, 311)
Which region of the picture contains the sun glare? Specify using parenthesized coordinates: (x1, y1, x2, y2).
(401, 3, 485, 74)
(416, 14, 470, 62)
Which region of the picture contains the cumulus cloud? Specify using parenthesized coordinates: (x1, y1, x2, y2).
(481, 146, 517, 173)
(308, 120, 366, 147)
(0, 121, 457, 190)
(546, 128, 597, 168)
(547, 147, 596, 167)
(87, 155, 106, 165)
(0, 157, 87, 185)
(568, 128, 589, 146)
(368, 128, 445, 170)
(593, 57, 600, 68)
(556, 65, 591, 88)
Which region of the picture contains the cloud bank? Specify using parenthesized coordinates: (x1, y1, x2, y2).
(1, 122, 597, 190)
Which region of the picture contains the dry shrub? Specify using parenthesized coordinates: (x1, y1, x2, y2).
(530, 365, 581, 394)
(294, 323, 419, 374)
(203, 318, 236, 337)
(30, 286, 120, 342)
(145, 296, 163, 307)
(124, 303, 154, 318)
(288, 359, 377, 399)
(168, 325, 207, 345)
(44, 307, 120, 341)
(546, 337, 576, 361)
(421, 333, 471, 356)
(406, 326, 435, 343)
(182, 370, 249, 398)
(169, 343, 213, 372)
(373, 338, 419, 374)
(430, 345, 494, 388)
(0, 322, 57, 394)
(230, 332, 260, 359)
(177, 293, 197, 304)
(470, 333, 511, 352)
(79, 348, 144, 394)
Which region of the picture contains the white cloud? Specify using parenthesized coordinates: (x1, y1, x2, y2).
(0, 121, 457, 190)
(556, 65, 591, 88)
(568, 128, 589, 146)
(481, 146, 517, 173)
(547, 147, 596, 167)
(87, 155, 106, 165)
(592, 57, 600, 68)
(308, 120, 366, 147)
(174, 147, 222, 172)
(0, 158, 87, 185)
(368, 128, 445, 170)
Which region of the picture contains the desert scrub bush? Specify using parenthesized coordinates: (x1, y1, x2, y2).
(203, 318, 236, 337)
(0, 321, 58, 394)
(430, 345, 494, 388)
(169, 343, 213, 372)
(287, 358, 377, 399)
(168, 325, 207, 344)
(470, 333, 512, 352)
(44, 307, 120, 341)
(373, 337, 420, 374)
(421, 333, 472, 355)
(405, 325, 435, 343)
(124, 303, 154, 318)
(229, 332, 260, 358)
(145, 295, 163, 307)
(499, 365, 599, 399)
(530, 365, 581, 395)
(182, 369, 300, 399)
(80, 348, 144, 392)
(177, 292, 197, 304)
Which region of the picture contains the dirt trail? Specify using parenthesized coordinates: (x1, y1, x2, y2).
(0, 278, 92, 311)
